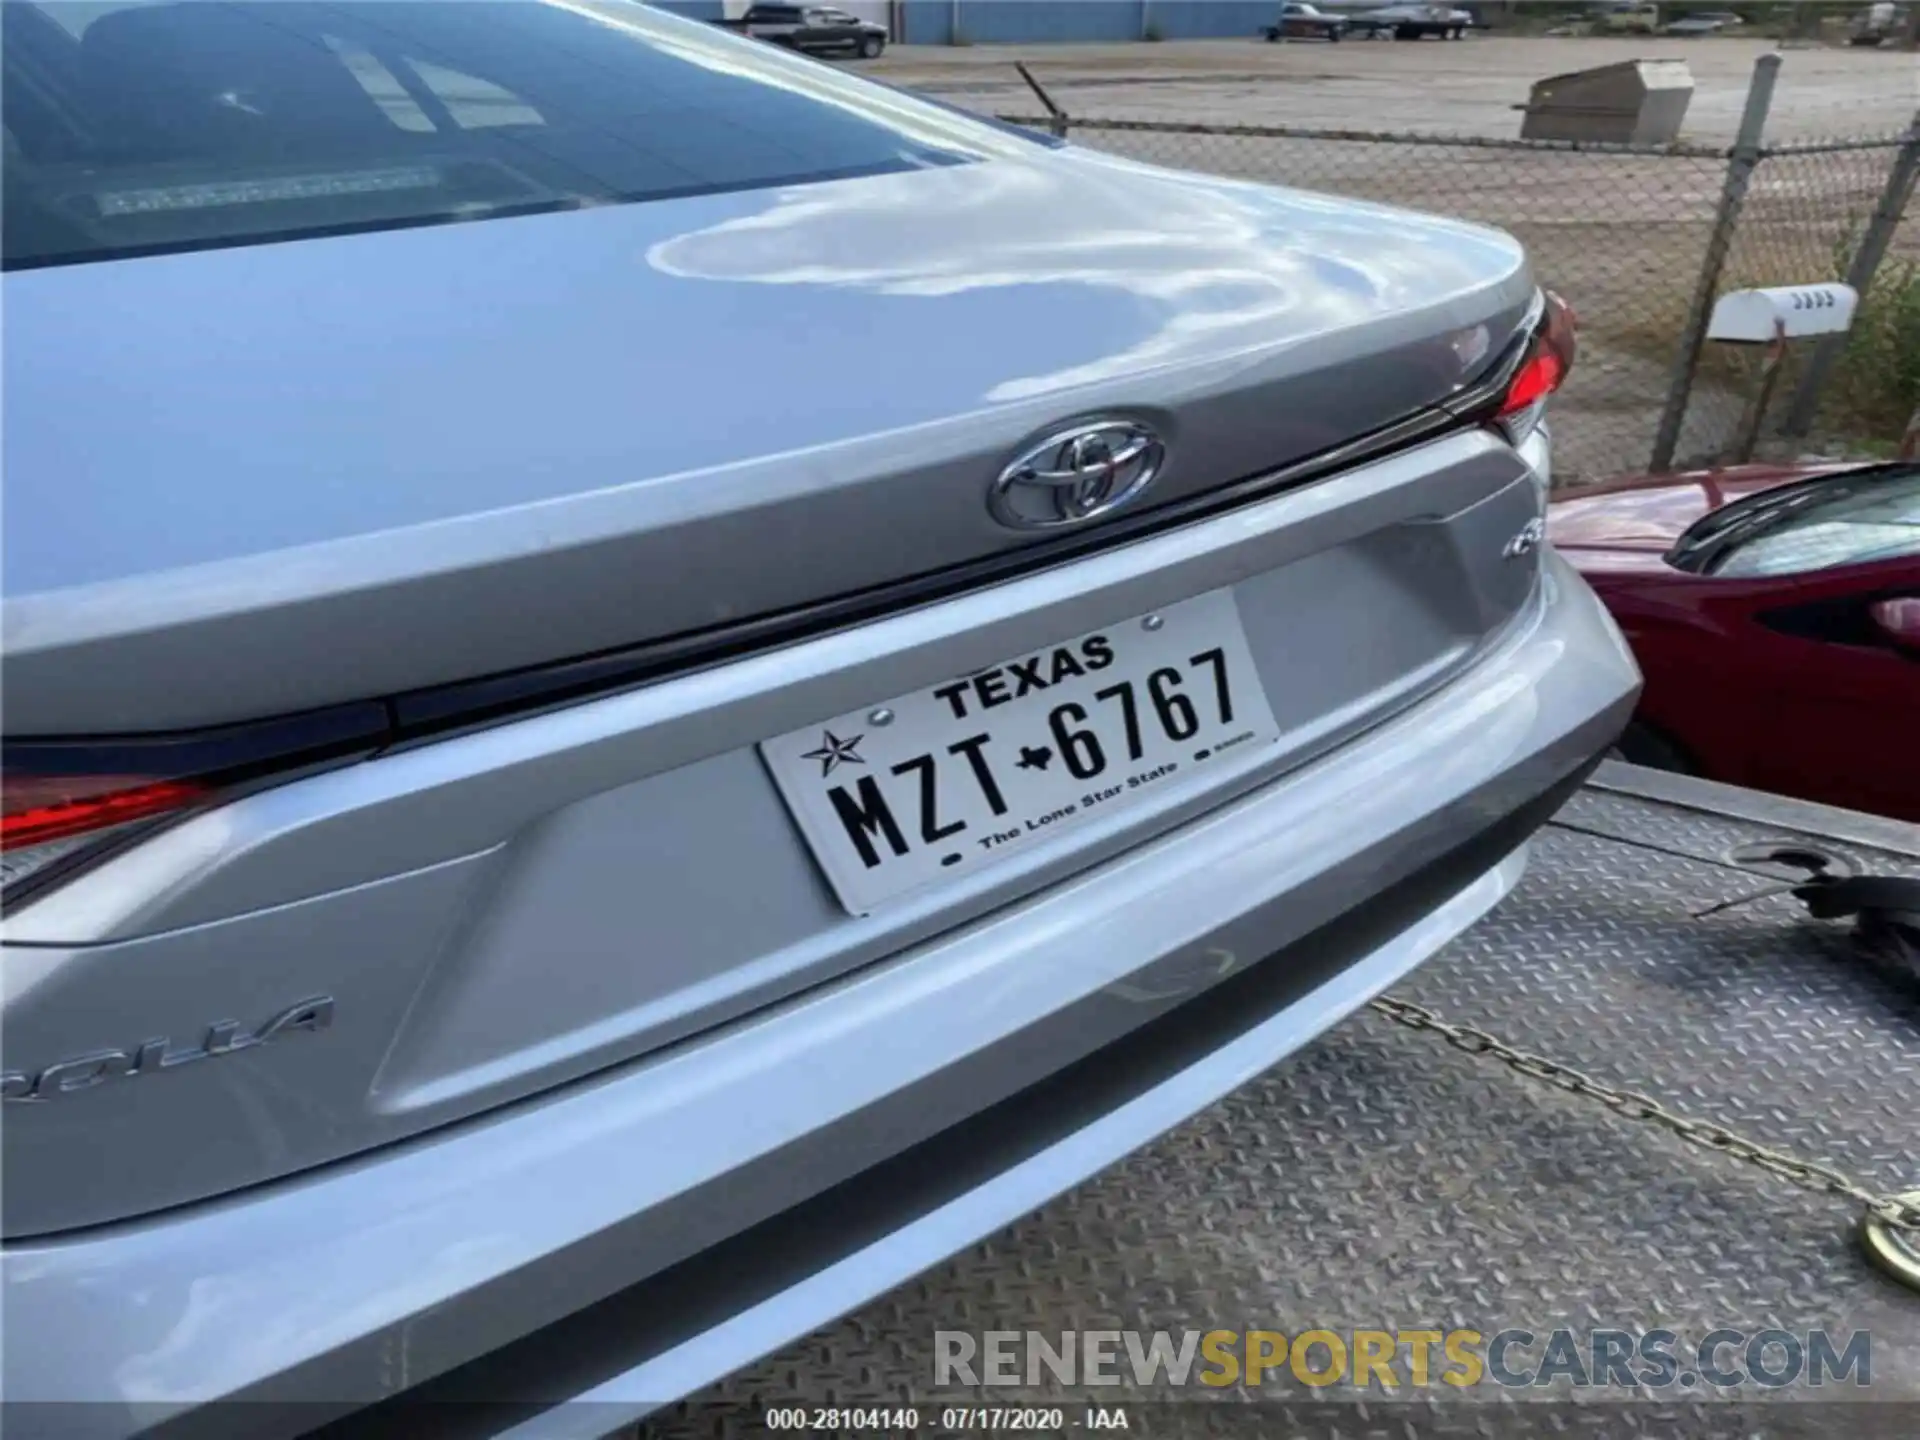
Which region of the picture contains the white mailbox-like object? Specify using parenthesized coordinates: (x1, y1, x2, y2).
(1707, 283, 1858, 344)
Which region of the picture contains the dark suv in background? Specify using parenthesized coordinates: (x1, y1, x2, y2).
(729, 3, 887, 57)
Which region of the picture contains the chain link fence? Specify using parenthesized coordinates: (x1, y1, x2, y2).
(1683, 136, 1920, 468)
(991, 69, 1919, 486)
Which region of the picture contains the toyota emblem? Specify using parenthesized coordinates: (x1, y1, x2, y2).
(989, 419, 1166, 531)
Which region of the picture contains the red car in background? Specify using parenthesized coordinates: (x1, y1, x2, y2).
(1549, 460, 1920, 822)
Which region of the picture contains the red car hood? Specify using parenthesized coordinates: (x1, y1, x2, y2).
(1546, 464, 1840, 560)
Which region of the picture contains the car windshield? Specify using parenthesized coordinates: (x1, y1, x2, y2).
(1, 0, 1009, 270)
(1708, 467, 1920, 578)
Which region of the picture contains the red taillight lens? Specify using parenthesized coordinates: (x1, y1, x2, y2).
(1, 776, 206, 851)
(1, 773, 211, 896)
(1495, 290, 1579, 429)
(0, 702, 391, 902)
(1496, 348, 1567, 417)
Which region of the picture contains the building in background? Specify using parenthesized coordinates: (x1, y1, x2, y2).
(895, 1, 1287, 44)
(654, 0, 1366, 45)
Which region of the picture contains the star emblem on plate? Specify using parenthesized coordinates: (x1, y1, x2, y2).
(803, 728, 866, 777)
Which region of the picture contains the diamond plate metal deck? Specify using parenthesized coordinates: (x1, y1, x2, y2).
(640, 775, 1920, 1435)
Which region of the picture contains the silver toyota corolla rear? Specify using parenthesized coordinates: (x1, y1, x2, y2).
(0, 3, 1637, 1434)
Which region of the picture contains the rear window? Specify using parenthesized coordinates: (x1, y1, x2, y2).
(1, 0, 998, 270)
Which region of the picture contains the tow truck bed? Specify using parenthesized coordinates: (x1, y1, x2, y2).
(634, 762, 1920, 1431)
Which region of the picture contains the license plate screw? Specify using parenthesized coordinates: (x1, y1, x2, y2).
(1142, 614, 1165, 632)
(868, 707, 895, 727)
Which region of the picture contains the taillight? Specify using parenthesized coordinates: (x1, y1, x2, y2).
(0, 781, 206, 901)
(0, 703, 390, 905)
(1494, 291, 1578, 446)
(3, 775, 205, 850)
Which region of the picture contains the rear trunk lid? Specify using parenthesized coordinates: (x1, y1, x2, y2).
(4, 151, 1532, 733)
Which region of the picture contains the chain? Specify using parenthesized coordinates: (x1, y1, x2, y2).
(1368, 996, 1920, 1235)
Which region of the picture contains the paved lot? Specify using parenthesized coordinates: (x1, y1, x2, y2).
(872, 37, 1917, 142)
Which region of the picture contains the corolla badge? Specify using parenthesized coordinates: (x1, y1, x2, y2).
(990, 419, 1166, 531)
(1, 996, 334, 1103)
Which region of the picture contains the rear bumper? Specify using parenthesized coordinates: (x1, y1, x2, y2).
(1, 553, 1638, 1440)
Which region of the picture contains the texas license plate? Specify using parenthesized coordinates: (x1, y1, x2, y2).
(760, 590, 1280, 914)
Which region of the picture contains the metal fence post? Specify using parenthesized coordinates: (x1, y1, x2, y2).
(1648, 52, 1781, 473)
(1017, 62, 1070, 139)
(1780, 110, 1920, 437)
